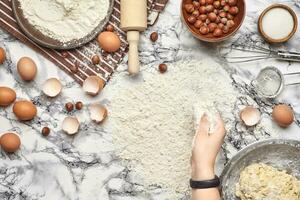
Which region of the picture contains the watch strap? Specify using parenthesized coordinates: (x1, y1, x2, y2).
(190, 175, 220, 189)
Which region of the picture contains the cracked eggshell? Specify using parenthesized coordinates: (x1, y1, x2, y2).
(62, 117, 80, 135)
(42, 78, 62, 97)
(83, 76, 105, 96)
(240, 106, 261, 127)
(89, 104, 107, 123)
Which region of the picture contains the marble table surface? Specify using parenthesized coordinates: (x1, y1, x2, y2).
(1, 0, 300, 199)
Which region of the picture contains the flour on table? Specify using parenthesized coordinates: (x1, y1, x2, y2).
(105, 59, 239, 199)
(19, 0, 110, 43)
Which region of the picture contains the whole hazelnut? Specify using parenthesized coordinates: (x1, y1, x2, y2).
(218, 23, 224, 29)
(222, 25, 229, 33)
(219, 11, 227, 18)
(106, 25, 114, 32)
(206, 0, 214, 4)
(193, 1, 200, 9)
(65, 102, 74, 112)
(213, 9, 218, 14)
(199, 0, 206, 6)
(221, 17, 228, 24)
(208, 12, 217, 22)
(227, 20, 235, 28)
(199, 26, 209, 35)
(199, 6, 207, 14)
(213, 28, 223, 37)
(220, 0, 226, 6)
(91, 55, 100, 65)
(223, 5, 230, 12)
(61, 51, 69, 58)
(213, 1, 221, 9)
(0, 47, 6, 64)
(159, 63, 168, 73)
(75, 101, 83, 110)
(205, 18, 211, 25)
(215, 16, 221, 23)
(229, 6, 239, 15)
(187, 16, 197, 24)
(206, 5, 214, 12)
(227, 13, 234, 20)
(70, 62, 79, 74)
(184, 4, 195, 13)
(208, 23, 218, 32)
(192, 10, 200, 17)
(228, 0, 237, 6)
(42, 127, 50, 137)
(194, 20, 203, 29)
(150, 32, 159, 42)
(198, 14, 207, 21)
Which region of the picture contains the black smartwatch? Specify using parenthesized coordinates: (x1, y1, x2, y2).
(190, 175, 220, 189)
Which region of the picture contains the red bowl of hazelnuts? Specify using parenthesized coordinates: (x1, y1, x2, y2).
(181, 0, 245, 42)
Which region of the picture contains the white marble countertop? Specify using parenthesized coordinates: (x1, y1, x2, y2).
(1, 0, 300, 199)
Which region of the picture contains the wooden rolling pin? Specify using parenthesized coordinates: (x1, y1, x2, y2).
(121, 0, 147, 75)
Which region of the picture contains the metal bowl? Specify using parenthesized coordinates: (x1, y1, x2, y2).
(12, 0, 115, 50)
(220, 139, 300, 200)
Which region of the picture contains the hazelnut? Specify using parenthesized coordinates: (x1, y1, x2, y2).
(199, 6, 207, 14)
(218, 23, 224, 29)
(227, 20, 235, 28)
(91, 55, 100, 65)
(198, 14, 207, 21)
(228, 0, 237, 6)
(222, 25, 229, 33)
(70, 62, 79, 74)
(184, 4, 195, 13)
(220, 0, 226, 6)
(219, 11, 227, 18)
(199, 26, 209, 35)
(75, 101, 83, 110)
(227, 13, 234, 20)
(150, 32, 159, 42)
(205, 18, 211, 25)
(206, 0, 214, 4)
(192, 10, 200, 17)
(61, 51, 69, 58)
(106, 24, 114, 32)
(159, 63, 168, 73)
(199, 0, 206, 6)
(194, 20, 203, 29)
(221, 17, 228, 24)
(42, 127, 50, 136)
(0, 47, 6, 64)
(213, 9, 218, 14)
(188, 16, 197, 24)
(223, 5, 230, 12)
(215, 16, 221, 23)
(208, 23, 217, 32)
(65, 102, 74, 112)
(208, 12, 217, 22)
(213, 1, 221, 8)
(229, 6, 239, 15)
(206, 5, 214, 12)
(193, 1, 200, 9)
(213, 28, 223, 37)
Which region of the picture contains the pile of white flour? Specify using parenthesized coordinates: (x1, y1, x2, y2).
(106, 59, 239, 199)
(19, 0, 109, 42)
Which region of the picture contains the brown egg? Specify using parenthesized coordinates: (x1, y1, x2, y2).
(13, 100, 37, 121)
(97, 31, 121, 53)
(0, 87, 16, 107)
(17, 57, 37, 81)
(0, 133, 21, 153)
(0, 47, 6, 64)
(272, 104, 294, 128)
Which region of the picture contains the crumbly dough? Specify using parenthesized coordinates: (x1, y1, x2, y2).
(236, 163, 300, 200)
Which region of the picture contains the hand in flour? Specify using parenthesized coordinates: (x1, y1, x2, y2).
(191, 113, 226, 180)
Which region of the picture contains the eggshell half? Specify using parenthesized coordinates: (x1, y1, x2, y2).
(89, 104, 108, 123)
(82, 76, 105, 96)
(240, 106, 261, 126)
(62, 117, 80, 135)
(42, 78, 62, 97)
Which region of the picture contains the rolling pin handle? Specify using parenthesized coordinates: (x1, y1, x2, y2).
(127, 31, 140, 75)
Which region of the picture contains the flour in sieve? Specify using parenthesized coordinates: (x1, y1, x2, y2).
(19, 0, 110, 43)
(105, 59, 239, 199)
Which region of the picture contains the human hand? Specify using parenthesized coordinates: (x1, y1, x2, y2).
(191, 113, 226, 180)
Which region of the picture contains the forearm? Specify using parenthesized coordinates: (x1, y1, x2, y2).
(191, 166, 221, 200)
